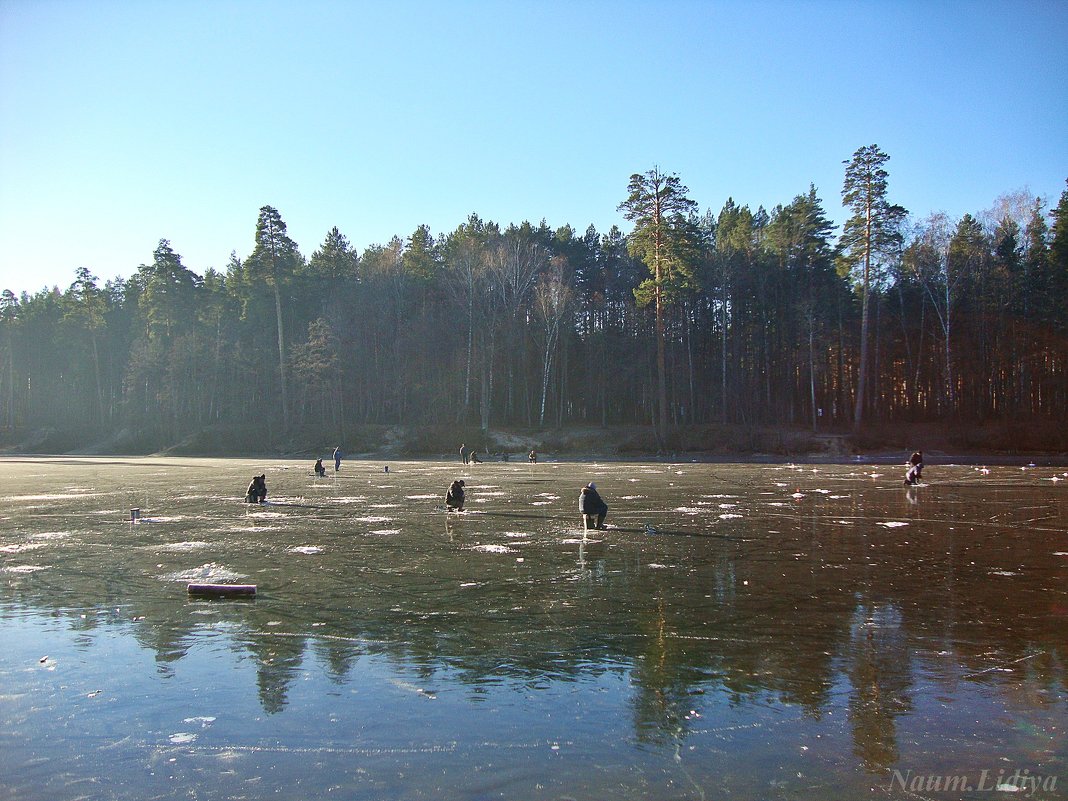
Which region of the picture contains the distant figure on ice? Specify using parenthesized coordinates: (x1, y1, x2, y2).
(579, 482, 608, 530)
(333, 446, 343, 472)
(314, 458, 326, 478)
(528, 449, 537, 464)
(904, 451, 924, 485)
(445, 479, 466, 512)
(246, 474, 267, 503)
(459, 443, 469, 465)
(470, 450, 483, 464)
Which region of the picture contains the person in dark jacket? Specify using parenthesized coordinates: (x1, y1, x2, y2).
(905, 451, 924, 485)
(459, 444, 469, 465)
(314, 458, 326, 477)
(579, 482, 608, 529)
(333, 446, 343, 472)
(445, 479, 466, 511)
(246, 474, 267, 503)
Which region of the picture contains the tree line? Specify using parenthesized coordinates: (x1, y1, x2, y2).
(1, 146, 1065, 449)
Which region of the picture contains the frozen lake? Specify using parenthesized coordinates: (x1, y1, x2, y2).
(1, 456, 1066, 800)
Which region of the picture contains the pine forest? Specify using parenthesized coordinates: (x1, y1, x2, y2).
(2, 149, 1066, 454)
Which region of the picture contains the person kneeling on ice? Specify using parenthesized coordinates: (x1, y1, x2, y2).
(904, 451, 924, 485)
(246, 474, 267, 503)
(445, 479, 466, 512)
(314, 458, 326, 478)
(579, 482, 608, 530)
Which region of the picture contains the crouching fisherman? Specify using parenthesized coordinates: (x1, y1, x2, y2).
(579, 482, 608, 530)
(904, 451, 924, 485)
(246, 474, 267, 503)
(445, 479, 466, 512)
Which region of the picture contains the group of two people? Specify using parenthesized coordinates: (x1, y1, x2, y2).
(445, 477, 608, 530)
(313, 447, 345, 477)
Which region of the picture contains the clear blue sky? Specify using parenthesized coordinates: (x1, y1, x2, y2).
(1, 0, 1065, 294)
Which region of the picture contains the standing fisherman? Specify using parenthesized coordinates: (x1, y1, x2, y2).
(333, 446, 343, 472)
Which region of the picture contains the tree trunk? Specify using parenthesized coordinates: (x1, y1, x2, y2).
(273, 283, 289, 430)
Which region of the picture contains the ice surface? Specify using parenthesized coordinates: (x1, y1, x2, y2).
(1, 456, 1066, 801)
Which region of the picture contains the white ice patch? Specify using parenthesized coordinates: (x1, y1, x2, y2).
(478, 491, 507, 497)
(367, 529, 400, 536)
(289, 546, 322, 555)
(165, 563, 246, 583)
(3, 564, 50, 573)
(30, 531, 70, 540)
(9, 493, 103, 501)
(1053, 552, 1068, 557)
(0, 543, 45, 553)
(719, 513, 743, 520)
(406, 494, 440, 500)
(183, 716, 216, 727)
(535, 493, 559, 500)
(674, 507, 702, 514)
(169, 733, 197, 744)
(990, 570, 1019, 577)
(156, 541, 211, 552)
(355, 516, 392, 523)
(467, 544, 517, 554)
(877, 521, 908, 528)
(620, 495, 645, 500)
(647, 563, 672, 569)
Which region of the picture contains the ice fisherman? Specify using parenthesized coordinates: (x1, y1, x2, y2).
(528, 449, 537, 464)
(459, 443, 469, 465)
(579, 482, 608, 530)
(445, 479, 466, 512)
(314, 458, 326, 477)
(246, 474, 267, 503)
(333, 446, 343, 472)
(904, 451, 924, 485)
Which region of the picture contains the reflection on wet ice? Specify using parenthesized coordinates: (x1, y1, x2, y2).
(0, 456, 1066, 800)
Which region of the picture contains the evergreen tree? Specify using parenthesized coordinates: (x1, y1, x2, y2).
(839, 145, 907, 432)
(619, 167, 700, 434)
(246, 206, 302, 430)
(1048, 181, 1068, 333)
